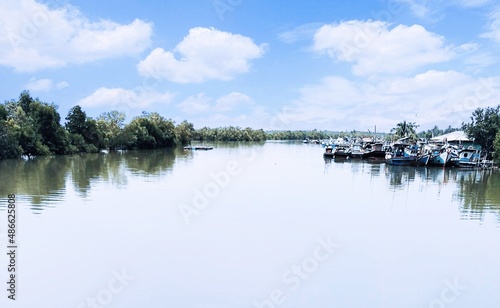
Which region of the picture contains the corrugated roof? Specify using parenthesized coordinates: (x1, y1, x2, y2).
(429, 131, 472, 142)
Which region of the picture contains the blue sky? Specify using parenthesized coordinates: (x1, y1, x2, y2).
(1, 0, 500, 132)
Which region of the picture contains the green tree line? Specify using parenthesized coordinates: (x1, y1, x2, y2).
(0, 91, 195, 159)
(0, 92, 266, 159)
(266, 129, 334, 141)
(193, 126, 266, 142)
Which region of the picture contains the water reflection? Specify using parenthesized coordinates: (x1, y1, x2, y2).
(368, 161, 382, 177)
(0, 148, 182, 212)
(1, 143, 499, 225)
(70, 153, 114, 196)
(123, 148, 178, 176)
(327, 157, 500, 224)
(0, 156, 70, 210)
(385, 165, 417, 187)
(455, 170, 500, 223)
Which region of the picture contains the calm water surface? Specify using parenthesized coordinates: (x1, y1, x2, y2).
(0, 142, 499, 308)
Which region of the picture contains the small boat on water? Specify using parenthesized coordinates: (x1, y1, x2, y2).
(411, 153, 430, 166)
(183, 145, 214, 150)
(363, 142, 386, 159)
(385, 143, 418, 166)
(323, 146, 335, 158)
(333, 145, 350, 158)
(446, 148, 460, 167)
(428, 147, 451, 166)
(455, 147, 481, 168)
(350, 143, 364, 159)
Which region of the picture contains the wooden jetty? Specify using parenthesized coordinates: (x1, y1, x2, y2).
(183, 145, 214, 151)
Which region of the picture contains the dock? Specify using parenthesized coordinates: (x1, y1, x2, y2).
(183, 145, 214, 151)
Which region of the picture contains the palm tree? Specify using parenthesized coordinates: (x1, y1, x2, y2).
(391, 121, 418, 140)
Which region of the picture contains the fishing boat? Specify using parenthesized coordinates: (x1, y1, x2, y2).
(363, 142, 386, 159)
(385, 143, 418, 166)
(323, 146, 335, 158)
(333, 145, 350, 158)
(428, 147, 451, 166)
(411, 153, 430, 166)
(445, 146, 461, 167)
(455, 147, 481, 168)
(350, 143, 364, 159)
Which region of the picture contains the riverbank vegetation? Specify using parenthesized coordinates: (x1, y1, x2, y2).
(0, 91, 267, 159)
(1, 91, 500, 163)
(462, 106, 500, 158)
(266, 129, 337, 140)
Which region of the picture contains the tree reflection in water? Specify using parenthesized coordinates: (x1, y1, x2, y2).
(0, 147, 185, 213)
(454, 170, 500, 224)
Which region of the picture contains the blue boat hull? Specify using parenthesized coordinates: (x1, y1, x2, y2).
(411, 154, 430, 166)
(428, 152, 450, 166)
(386, 157, 417, 166)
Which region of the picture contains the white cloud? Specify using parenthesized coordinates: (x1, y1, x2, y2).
(137, 27, 267, 83)
(462, 52, 497, 70)
(0, 0, 152, 72)
(24, 78, 69, 91)
(278, 23, 324, 44)
(397, 0, 431, 18)
(192, 114, 252, 128)
(78, 87, 174, 109)
(175, 91, 266, 128)
(25, 78, 53, 91)
(177, 91, 255, 115)
(272, 71, 500, 131)
(394, 0, 492, 19)
(455, 42, 479, 53)
(390, 0, 495, 23)
(177, 93, 212, 114)
(481, 10, 500, 43)
(313, 21, 453, 76)
(56, 81, 70, 89)
(214, 92, 253, 112)
(456, 0, 492, 7)
(183, 105, 269, 129)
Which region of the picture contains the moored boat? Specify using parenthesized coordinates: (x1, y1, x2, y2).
(323, 146, 335, 158)
(363, 142, 386, 159)
(385, 143, 418, 166)
(428, 147, 451, 166)
(411, 153, 430, 166)
(350, 143, 364, 159)
(183, 145, 214, 150)
(333, 145, 350, 158)
(455, 147, 481, 168)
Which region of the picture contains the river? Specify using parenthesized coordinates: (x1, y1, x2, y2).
(0, 141, 499, 307)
